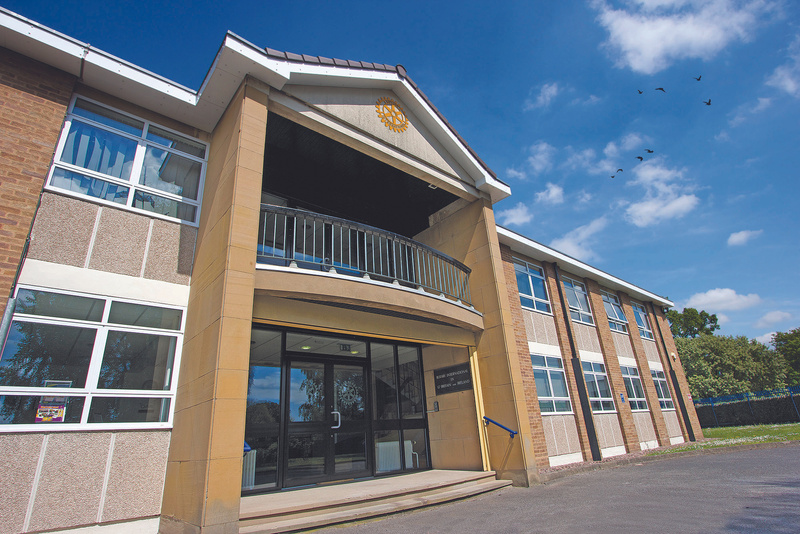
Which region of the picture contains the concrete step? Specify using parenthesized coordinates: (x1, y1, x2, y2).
(239, 471, 511, 534)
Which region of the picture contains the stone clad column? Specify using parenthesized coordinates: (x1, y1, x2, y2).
(160, 78, 268, 534)
(416, 199, 539, 486)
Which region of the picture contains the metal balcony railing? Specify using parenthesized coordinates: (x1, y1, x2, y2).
(257, 205, 472, 306)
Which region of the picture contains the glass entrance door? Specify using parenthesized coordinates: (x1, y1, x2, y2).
(284, 358, 370, 487)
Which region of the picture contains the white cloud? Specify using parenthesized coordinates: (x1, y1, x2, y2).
(685, 288, 761, 311)
(578, 190, 593, 204)
(717, 313, 730, 325)
(729, 97, 772, 127)
(727, 229, 763, 246)
(550, 217, 608, 262)
(755, 332, 776, 344)
(525, 82, 561, 110)
(497, 202, 533, 226)
(527, 141, 557, 175)
(766, 35, 800, 97)
(506, 168, 527, 181)
(563, 147, 598, 172)
(536, 182, 565, 204)
(624, 159, 699, 226)
(592, 0, 778, 74)
(754, 311, 792, 328)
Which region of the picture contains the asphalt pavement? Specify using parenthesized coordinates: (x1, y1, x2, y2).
(318, 443, 800, 534)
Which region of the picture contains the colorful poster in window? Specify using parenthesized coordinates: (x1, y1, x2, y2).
(35, 380, 72, 423)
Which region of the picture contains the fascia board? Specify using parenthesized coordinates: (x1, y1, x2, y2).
(496, 225, 673, 307)
(0, 7, 84, 74)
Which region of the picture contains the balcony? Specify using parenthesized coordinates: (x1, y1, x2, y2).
(257, 205, 472, 307)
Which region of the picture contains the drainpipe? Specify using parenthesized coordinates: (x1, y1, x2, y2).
(651, 303, 696, 442)
(553, 262, 602, 461)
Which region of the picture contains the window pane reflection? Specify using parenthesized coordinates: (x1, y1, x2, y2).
(289, 362, 325, 422)
(98, 331, 176, 390)
(88, 397, 170, 423)
(0, 321, 95, 388)
(371, 344, 397, 420)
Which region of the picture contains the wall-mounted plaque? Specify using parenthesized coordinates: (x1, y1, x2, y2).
(434, 362, 473, 395)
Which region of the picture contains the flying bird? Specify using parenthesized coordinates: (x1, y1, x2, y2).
(694, 75, 702, 81)
(704, 99, 711, 106)
(637, 90, 643, 94)
(655, 87, 666, 92)
(645, 149, 654, 153)
(616, 169, 623, 173)
(611, 175, 616, 179)
(636, 156, 644, 161)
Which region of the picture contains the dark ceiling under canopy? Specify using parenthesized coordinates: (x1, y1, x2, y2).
(262, 113, 459, 238)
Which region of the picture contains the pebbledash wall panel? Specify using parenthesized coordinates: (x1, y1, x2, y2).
(28, 193, 196, 285)
(0, 431, 170, 534)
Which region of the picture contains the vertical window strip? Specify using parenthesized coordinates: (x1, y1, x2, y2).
(513, 258, 552, 313)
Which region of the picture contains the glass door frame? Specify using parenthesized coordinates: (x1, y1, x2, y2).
(244, 324, 432, 494)
(281, 353, 372, 488)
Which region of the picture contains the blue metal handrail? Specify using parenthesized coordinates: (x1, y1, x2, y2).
(483, 416, 518, 438)
(257, 204, 472, 305)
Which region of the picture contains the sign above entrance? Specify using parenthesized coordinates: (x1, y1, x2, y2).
(434, 363, 473, 395)
(375, 97, 409, 133)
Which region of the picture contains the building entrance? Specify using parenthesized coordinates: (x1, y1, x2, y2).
(243, 326, 430, 494)
(284, 358, 370, 486)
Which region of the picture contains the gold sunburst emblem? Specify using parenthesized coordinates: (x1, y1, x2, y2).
(375, 97, 409, 133)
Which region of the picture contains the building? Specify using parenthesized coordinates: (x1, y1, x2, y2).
(0, 7, 702, 534)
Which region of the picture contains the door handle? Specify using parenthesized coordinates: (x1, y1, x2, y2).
(331, 410, 341, 429)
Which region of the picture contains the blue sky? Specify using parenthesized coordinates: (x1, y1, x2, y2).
(6, 0, 799, 343)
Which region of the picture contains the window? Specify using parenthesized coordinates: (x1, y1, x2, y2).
(48, 97, 207, 225)
(651, 370, 675, 410)
(601, 291, 628, 334)
(513, 259, 551, 313)
(621, 366, 648, 411)
(581, 361, 615, 412)
(563, 276, 593, 325)
(0, 287, 184, 429)
(632, 302, 654, 340)
(531, 355, 571, 413)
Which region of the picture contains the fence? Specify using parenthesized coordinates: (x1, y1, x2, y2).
(693, 385, 800, 428)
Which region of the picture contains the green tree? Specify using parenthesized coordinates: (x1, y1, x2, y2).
(676, 334, 788, 398)
(773, 327, 800, 386)
(667, 307, 721, 338)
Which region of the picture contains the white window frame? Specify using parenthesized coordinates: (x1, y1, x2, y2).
(0, 285, 185, 432)
(651, 369, 675, 410)
(632, 302, 654, 340)
(621, 365, 649, 411)
(562, 276, 594, 325)
(531, 354, 572, 414)
(601, 290, 628, 334)
(47, 95, 207, 226)
(581, 360, 615, 412)
(513, 258, 552, 314)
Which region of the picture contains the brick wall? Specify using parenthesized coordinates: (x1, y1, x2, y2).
(0, 47, 75, 309)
